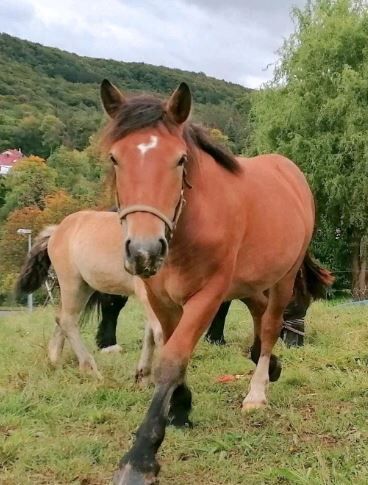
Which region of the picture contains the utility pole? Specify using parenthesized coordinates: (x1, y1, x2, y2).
(17, 228, 33, 312)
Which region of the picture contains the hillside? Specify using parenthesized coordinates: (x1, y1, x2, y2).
(0, 33, 252, 156)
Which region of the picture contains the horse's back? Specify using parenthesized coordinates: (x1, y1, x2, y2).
(237, 153, 314, 224)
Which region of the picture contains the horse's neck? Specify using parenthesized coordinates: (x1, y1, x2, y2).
(174, 150, 241, 244)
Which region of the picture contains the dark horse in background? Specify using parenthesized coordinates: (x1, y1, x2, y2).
(96, 253, 330, 350)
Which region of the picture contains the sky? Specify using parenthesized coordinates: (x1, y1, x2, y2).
(0, 0, 307, 88)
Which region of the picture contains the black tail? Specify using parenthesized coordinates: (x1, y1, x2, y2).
(302, 251, 335, 299)
(82, 290, 105, 323)
(81, 291, 128, 324)
(15, 226, 56, 296)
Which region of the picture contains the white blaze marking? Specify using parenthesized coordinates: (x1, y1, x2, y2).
(137, 135, 158, 155)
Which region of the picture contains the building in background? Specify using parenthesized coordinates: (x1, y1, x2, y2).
(0, 149, 24, 175)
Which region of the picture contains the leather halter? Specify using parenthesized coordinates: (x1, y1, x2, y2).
(116, 168, 191, 240)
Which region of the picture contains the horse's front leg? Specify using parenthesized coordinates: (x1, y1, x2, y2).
(113, 279, 227, 485)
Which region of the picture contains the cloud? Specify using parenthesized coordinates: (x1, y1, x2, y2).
(0, 0, 35, 23)
(0, 0, 307, 87)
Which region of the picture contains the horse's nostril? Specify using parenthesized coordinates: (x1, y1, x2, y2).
(125, 239, 132, 258)
(159, 238, 168, 257)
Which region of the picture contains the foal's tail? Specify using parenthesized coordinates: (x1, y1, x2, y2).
(302, 251, 335, 299)
(15, 226, 57, 296)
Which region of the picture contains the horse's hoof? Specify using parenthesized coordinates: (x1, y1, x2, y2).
(100, 344, 123, 354)
(205, 336, 226, 345)
(269, 358, 282, 382)
(79, 360, 103, 380)
(241, 400, 267, 412)
(113, 464, 158, 485)
(168, 415, 193, 428)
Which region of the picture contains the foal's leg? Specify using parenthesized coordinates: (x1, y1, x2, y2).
(113, 279, 227, 485)
(242, 277, 296, 411)
(55, 281, 101, 379)
(135, 301, 163, 384)
(205, 301, 231, 345)
(48, 323, 65, 365)
(97, 294, 128, 352)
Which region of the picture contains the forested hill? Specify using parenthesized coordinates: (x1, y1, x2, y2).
(0, 33, 252, 156)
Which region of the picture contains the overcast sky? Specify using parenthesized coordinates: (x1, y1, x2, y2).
(0, 0, 307, 88)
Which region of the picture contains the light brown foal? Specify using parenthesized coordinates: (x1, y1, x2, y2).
(16, 211, 162, 380)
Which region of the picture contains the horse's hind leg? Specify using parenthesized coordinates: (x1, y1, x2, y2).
(55, 281, 101, 378)
(242, 276, 296, 411)
(242, 294, 282, 382)
(205, 301, 231, 345)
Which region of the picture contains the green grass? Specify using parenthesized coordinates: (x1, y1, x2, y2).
(0, 300, 368, 484)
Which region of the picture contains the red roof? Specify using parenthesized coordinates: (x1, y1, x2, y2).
(0, 149, 24, 167)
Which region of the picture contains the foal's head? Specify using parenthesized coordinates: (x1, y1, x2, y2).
(101, 80, 192, 277)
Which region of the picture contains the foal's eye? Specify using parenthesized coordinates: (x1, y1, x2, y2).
(177, 155, 187, 167)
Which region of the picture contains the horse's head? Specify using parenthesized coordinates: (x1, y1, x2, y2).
(100, 80, 192, 277)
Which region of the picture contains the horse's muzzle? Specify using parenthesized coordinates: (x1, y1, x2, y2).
(124, 237, 168, 277)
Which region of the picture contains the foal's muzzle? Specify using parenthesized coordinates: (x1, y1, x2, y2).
(124, 237, 168, 277)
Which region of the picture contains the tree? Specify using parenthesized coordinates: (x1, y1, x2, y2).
(251, 0, 368, 296)
(40, 114, 65, 155)
(14, 115, 43, 156)
(38, 191, 89, 226)
(209, 128, 231, 148)
(47, 145, 103, 202)
(0, 206, 43, 295)
(1, 156, 57, 218)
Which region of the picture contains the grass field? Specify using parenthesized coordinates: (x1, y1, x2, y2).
(0, 300, 367, 484)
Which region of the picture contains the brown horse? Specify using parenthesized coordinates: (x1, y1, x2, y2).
(100, 79, 332, 484)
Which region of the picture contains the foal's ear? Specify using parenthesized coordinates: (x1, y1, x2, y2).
(100, 79, 125, 118)
(167, 82, 192, 124)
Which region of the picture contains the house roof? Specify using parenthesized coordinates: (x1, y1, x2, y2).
(0, 149, 24, 167)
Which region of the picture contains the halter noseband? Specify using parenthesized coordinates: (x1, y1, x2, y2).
(116, 168, 190, 240)
(117, 189, 185, 240)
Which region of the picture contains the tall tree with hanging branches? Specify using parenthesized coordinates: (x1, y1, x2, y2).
(251, 0, 368, 296)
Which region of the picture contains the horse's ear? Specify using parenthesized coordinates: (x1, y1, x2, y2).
(167, 82, 192, 124)
(100, 79, 125, 118)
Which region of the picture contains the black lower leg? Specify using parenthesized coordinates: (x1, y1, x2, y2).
(96, 294, 128, 349)
(250, 336, 282, 382)
(114, 384, 173, 484)
(168, 383, 192, 428)
(205, 301, 231, 345)
(114, 361, 186, 484)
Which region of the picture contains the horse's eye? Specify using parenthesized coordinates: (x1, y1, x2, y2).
(110, 154, 118, 166)
(177, 155, 187, 167)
